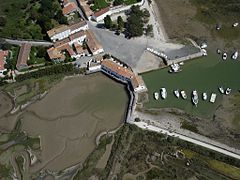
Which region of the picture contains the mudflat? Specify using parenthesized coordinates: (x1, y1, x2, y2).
(0, 92, 12, 118)
(2, 73, 128, 172)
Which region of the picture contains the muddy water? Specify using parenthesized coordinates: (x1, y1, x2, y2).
(11, 73, 128, 172)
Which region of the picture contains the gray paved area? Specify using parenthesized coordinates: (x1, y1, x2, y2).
(89, 23, 147, 68)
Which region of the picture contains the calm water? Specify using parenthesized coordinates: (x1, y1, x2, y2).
(142, 52, 240, 118)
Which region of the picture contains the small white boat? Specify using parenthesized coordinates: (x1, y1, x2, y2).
(217, 49, 221, 54)
(200, 43, 207, 49)
(219, 87, 225, 94)
(192, 90, 198, 106)
(179, 62, 184, 65)
(232, 51, 238, 60)
(202, 92, 207, 100)
(174, 90, 180, 98)
(154, 92, 159, 100)
(222, 52, 227, 60)
(225, 88, 231, 95)
(180, 90, 187, 99)
(210, 93, 217, 103)
(160, 88, 167, 99)
(233, 22, 239, 27)
(169, 63, 181, 73)
(202, 49, 207, 56)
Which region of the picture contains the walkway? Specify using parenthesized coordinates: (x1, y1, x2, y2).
(133, 120, 240, 160)
(2, 38, 53, 47)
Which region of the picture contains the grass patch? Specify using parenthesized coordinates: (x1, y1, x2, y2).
(74, 135, 113, 179)
(183, 149, 240, 180)
(180, 120, 199, 133)
(91, 0, 110, 11)
(2, 74, 64, 105)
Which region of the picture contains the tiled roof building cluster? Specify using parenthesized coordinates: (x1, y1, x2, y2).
(47, 21, 104, 61)
(60, 0, 78, 17)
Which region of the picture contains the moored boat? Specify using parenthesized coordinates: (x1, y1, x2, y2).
(192, 90, 198, 106)
(225, 88, 231, 95)
(210, 93, 217, 103)
(174, 89, 180, 98)
(160, 88, 167, 99)
(217, 49, 221, 54)
(222, 52, 227, 60)
(233, 22, 239, 27)
(169, 63, 181, 73)
(202, 92, 207, 101)
(219, 87, 225, 94)
(232, 51, 238, 60)
(154, 92, 159, 100)
(180, 90, 187, 99)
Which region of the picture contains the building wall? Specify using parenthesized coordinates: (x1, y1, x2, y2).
(71, 24, 89, 34)
(51, 29, 71, 42)
(92, 48, 104, 55)
(92, 11, 112, 22)
(69, 35, 87, 45)
(50, 24, 88, 42)
(89, 65, 101, 71)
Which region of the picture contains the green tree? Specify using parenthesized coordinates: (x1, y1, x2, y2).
(104, 15, 113, 29)
(145, 24, 153, 37)
(117, 16, 124, 31)
(127, 14, 144, 37)
(113, 0, 124, 6)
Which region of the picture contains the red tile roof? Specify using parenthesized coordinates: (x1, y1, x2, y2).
(62, 2, 78, 15)
(93, 7, 110, 18)
(16, 44, 31, 70)
(131, 75, 144, 89)
(73, 43, 84, 54)
(0, 50, 8, 71)
(62, 0, 69, 6)
(69, 20, 87, 32)
(69, 31, 86, 41)
(78, 0, 93, 17)
(85, 30, 103, 54)
(101, 59, 134, 79)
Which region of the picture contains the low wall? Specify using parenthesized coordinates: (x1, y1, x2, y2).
(167, 51, 204, 65)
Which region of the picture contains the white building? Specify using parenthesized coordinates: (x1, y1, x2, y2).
(47, 21, 88, 42)
(91, 7, 111, 22)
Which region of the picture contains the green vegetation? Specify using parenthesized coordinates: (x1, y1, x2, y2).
(117, 16, 124, 32)
(91, 0, 110, 11)
(0, 0, 67, 39)
(190, 0, 240, 41)
(15, 64, 75, 82)
(145, 24, 153, 37)
(104, 15, 113, 29)
(183, 149, 240, 180)
(73, 124, 240, 179)
(0, 119, 41, 178)
(114, 0, 141, 6)
(0, 163, 11, 179)
(74, 135, 113, 179)
(2, 74, 64, 105)
(231, 94, 240, 130)
(181, 120, 199, 133)
(126, 5, 150, 37)
(28, 46, 48, 66)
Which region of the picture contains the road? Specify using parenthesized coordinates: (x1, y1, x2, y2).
(1, 38, 53, 47)
(132, 120, 240, 160)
